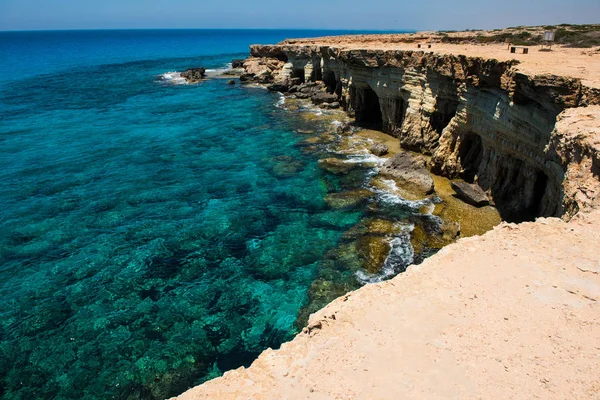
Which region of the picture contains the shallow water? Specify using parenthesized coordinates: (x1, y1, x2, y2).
(0, 29, 493, 400)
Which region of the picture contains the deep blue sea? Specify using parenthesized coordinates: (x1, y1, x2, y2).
(0, 29, 416, 399)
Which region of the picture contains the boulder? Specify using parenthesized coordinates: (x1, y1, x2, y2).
(231, 59, 244, 68)
(267, 81, 290, 92)
(322, 102, 340, 109)
(239, 73, 254, 83)
(254, 71, 273, 83)
(312, 92, 338, 105)
(380, 152, 435, 194)
(227, 80, 236, 85)
(336, 122, 353, 136)
(451, 181, 490, 207)
(369, 143, 389, 156)
(180, 68, 206, 83)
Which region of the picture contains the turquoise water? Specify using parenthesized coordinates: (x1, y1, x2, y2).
(0, 30, 410, 399)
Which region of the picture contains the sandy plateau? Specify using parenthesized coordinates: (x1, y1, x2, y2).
(174, 31, 600, 399)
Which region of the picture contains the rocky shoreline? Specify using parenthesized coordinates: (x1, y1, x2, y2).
(236, 39, 600, 223)
(173, 34, 600, 399)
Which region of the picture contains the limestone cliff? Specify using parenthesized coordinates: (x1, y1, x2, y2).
(243, 44, 600, 222)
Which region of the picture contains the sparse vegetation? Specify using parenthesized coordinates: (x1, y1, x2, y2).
(436, 23, 600, 48)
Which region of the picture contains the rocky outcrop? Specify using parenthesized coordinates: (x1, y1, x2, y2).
(451, 181, 490, 207)
(242, 44, 600, 222)
(180, 68, 206, 83)
(370, 143, 389, 156)
(380, 153, 435, 194)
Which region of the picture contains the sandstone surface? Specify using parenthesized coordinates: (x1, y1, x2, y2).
(380, 152, 435, 194)
(451, 181, 490, 207)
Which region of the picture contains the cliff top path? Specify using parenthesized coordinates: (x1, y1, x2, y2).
(282, 33, 600, 89)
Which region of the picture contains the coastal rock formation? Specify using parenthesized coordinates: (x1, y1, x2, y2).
(369, 143, 389, 156)
(451, 181, 490, 207)
(173, 35, 600, 400)
(380, 152, 435, 194)
(242, 43, 600, 222)
(180, 68, 206, 83)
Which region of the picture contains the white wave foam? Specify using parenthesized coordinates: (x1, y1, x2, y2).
(158, 71, 188, 85)
(343, 152, 385, 165)
(275, 94, 285, 108)
(373, 179, 434, 213)
(356, 232, 415, 284)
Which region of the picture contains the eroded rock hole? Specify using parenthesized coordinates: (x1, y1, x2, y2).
(381, 97, 406, 135)
(430, 96, 459, 134)
(291, 68, 305, 84)
(458, 133, 483, 182)
(528, 171, 549, 219)
(355, 87, 383, 129)
(323, 71, 336, 94)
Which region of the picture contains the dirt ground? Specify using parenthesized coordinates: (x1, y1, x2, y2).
(282, 35, 600, 89)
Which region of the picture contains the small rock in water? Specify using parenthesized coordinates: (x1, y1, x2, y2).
(336, 122, 354, 136)
(451, 181, 490, 207)
(369, 143, 389, 156)
(321, 102, 340, 109)
(227, 80, 236, 85)
(180, 67, 206, 83)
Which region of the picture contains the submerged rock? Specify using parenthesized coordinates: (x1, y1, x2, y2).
(451, 181, 490, 207)
(343, 218, 401, 240)
(180, 68, 206, 83)
(227, 80, 236, 85)
(318, 158, 358, 175)
(336, 122, 354, 136)
(325, 189, 373, 209)
(355, 235, 392, 274)
(380, 152, 435, 194)
(369, 143, 389, 156)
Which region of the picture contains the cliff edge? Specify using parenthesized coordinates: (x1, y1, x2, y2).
(174, 36, 600, 399)
(175, 211, 600, 400)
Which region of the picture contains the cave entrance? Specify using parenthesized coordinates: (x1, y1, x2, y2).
(526, 171, 549, 220)
(355, 87, 383, 129)
(323, 71, 337, 94)
(430, 96, 459, 134)
(291, 68, 305, 84)
(458, 132, 483, 182)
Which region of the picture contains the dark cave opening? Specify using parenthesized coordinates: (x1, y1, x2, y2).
(430, 96, 459, 134)
(528, 171, 549, 219)
(323, 71, 337, 94)
(355, 87, 383, 129)
(291, 68, 305, 84)
(458, 132, 483, 183)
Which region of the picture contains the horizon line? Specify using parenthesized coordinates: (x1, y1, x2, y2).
(0, 27, 420, 33)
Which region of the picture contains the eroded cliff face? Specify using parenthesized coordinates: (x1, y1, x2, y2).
(244, 44, 600, 222)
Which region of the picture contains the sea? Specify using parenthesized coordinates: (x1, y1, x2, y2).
(0, 29, 418, 399)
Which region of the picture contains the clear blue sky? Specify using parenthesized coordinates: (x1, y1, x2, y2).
(1, 0, 599, 31)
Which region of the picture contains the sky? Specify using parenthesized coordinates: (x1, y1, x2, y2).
(0, 0, 599, 31)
